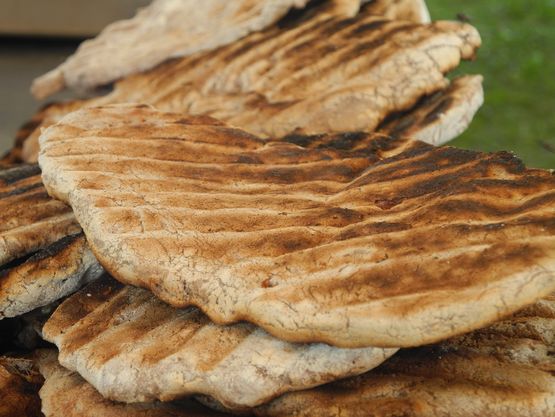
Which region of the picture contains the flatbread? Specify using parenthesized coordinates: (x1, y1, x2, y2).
(39, 105, 555, 348)
(43, 275, 395, 409)
(96, 11, 479, 138)
(36, 350, 227, 417)
(0, 233, 103, 319)
(0, 164, 81, 266)
(250, 295, 555, 417)
(14, 10, 481, 163)
(0, 356, 43, 417)
(17, 75, 483, 164)
(31, 0, 433, 100)
(31, 0, 314, 99)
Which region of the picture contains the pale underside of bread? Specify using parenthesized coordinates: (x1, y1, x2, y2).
(38, 105, 555, 348)
(249, 295, 555, 417)
(43, 275, 395, 409)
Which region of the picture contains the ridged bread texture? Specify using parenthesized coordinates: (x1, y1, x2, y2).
(39, 105, 555, 348)
(31, 0, 314, 99)
(15, 9, 481, 163)
(0, 164, 81, 266)
(43, 276, 395, 409)
(250, 295, 555, 417)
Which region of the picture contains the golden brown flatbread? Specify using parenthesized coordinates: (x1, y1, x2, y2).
(14, 10, 481, 163)
(250, 295, 555, 417)
(0, 233, 103, 319)
(0, 164, 80, 266)
(39, 105, 555, 348)
(43, 275, 395, 409)
(31, 0, 314, 99)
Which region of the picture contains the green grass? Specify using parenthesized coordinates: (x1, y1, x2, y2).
(426, 0, 555, 168)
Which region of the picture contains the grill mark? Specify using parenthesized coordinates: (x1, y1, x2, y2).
(0, 182, 44, 199)
(281, 132, 328, 148)
(347, 19, 389, 37)
(81, 295, 178, 367)
(337, 22, 419, 68)
(221, 28, 282, 63)
(44, 277, 124, 339)
(57, 157, 370, 185)
(59, 289, 148, 354)
(0, 189, 51, 205)
(73, 173, 342, 197)
(381, 114, 417, 138)
(423, 97, 455, 124)
(47, 125, 265, 148)
(0, 201, 74, 233)
(46, 143, 353, 165)
(272, 243, 551, 310)
(88, 190, 324, 210)
(347, 26, 434, 84)
(317, 132, 372, 151)
(99, 205, 367, 234)
(214, 17, 332, 83)
(346, 149, 483, 191)
(277, 0, 325, 29)
(138, 309, 208, 365)
(24, 233, 83, 264)
(0, 251, 38, 279)
(276, 21, 414, 90)
(48, 131, 400, 180)
(182, 323, 255, 373)
(0, 165, 41, 185)
(0, 216, 81, 268)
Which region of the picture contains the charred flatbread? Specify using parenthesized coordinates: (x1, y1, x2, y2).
(14, 10, 481, 163)
(31, 0, 433, 100)
(43, 275, 395, 409)
(0, 233, 103, 319)
(0, 164, 81, 266)
(31, 0, 314, 99)
(249, 295, 555, 417)
(39, 105, 555, 348)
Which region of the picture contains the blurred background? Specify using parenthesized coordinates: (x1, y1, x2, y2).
(0, 0, 553, 168)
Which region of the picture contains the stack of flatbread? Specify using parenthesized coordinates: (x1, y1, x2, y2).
(1, 1, 553, 416)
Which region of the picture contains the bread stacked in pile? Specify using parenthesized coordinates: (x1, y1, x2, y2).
(0, 1, 553, 417)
